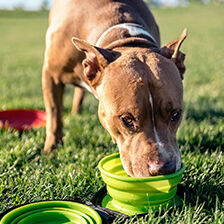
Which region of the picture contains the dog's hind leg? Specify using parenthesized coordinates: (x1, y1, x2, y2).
(71, 87, 85, 114)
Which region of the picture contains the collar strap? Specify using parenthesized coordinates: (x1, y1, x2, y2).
(95, 23, 157, 47)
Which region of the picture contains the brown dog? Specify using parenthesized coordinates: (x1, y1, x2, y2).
(42, 0, 187, 177)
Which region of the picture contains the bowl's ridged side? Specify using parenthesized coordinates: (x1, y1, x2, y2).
(98, 153, 185, 215)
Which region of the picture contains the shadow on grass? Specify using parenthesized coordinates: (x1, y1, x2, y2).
(185, 106, 224, 123)
(184, 96, 224, 123)
(185, 181, 224, 213)
(178, 130, 223, 154)
(179, 96, 224, 154)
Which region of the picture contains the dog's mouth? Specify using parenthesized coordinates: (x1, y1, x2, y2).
(148, 161, 176, 176)
(117, 138, 182, 177)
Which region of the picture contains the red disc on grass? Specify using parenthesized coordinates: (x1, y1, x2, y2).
(0, 109, 46, 131)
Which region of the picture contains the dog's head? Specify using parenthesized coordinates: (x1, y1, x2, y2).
(72, 30, 187, 177)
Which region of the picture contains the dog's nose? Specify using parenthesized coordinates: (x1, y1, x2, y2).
(149, 161, 176, 176)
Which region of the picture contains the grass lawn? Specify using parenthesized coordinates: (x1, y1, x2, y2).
(0, 3, 223, 223)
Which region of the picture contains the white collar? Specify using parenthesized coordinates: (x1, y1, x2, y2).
(95, 23, 157, 47)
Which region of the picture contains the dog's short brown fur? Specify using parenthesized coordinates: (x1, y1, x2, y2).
(42, 0, 187, 177)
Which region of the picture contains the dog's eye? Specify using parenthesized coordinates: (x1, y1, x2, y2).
(171, 110, 181, 122)
(121, 116, 134, 129)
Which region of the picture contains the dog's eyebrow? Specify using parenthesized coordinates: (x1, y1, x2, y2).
(116, 107, 145, 121)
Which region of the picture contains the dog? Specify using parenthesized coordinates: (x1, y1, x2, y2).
(42, 0, 187, 177)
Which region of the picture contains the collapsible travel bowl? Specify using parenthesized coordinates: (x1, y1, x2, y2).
(98, 153, 185, 216)
(0, 109, 46, 131)
(0, 201, 102, 224)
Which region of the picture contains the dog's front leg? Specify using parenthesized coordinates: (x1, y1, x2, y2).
(42, 67, 65, 154)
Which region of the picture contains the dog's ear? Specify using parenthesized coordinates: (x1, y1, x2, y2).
(72, 37, 118, 86)
(160, 28, 187, 79)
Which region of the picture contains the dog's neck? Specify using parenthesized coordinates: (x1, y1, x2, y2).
(95, 23, 158, 49)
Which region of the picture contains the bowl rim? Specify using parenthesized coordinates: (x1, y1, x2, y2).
(0, 200, 102, 224)
(98, 153, 185, 182)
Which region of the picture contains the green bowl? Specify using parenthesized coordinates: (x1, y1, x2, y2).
(0, 201, 102, 224)
(98, 153, 185, 216)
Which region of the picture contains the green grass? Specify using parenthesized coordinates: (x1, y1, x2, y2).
(0, 4, 224, 223)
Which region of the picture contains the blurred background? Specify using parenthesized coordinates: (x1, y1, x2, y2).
(0, 0, 52, 11)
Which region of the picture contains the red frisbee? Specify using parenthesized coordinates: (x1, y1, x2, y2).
(0, 109, 46, 131)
